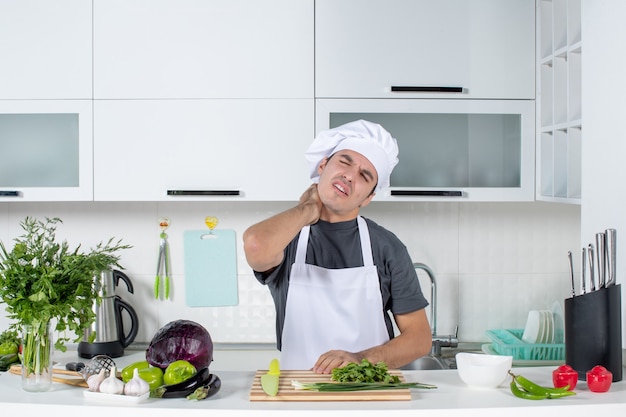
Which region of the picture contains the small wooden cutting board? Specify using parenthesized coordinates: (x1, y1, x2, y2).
(9, 364, 88, 388)
(249, 370, 411, 402)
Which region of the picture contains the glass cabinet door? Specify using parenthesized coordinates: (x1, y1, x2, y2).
(316, 99, 535, 201)
(0, 100, 93, 201)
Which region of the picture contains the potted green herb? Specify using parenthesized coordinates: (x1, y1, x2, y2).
(0, 217, 130, 391)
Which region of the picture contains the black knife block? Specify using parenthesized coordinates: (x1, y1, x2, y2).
(564, 284, 622, 381)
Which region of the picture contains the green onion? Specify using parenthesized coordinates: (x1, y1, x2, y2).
(291, 380, 437, 392)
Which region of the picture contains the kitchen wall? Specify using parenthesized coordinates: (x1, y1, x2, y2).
(0, 200, 580, 345)
(581, 0, 626, 348)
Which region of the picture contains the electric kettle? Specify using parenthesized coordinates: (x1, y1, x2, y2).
(78, 269, 139, 358)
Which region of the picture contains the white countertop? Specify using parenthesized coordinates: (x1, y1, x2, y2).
(1, 350, 625, 417)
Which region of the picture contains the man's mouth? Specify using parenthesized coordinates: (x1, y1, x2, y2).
(333, 181, 349, 196)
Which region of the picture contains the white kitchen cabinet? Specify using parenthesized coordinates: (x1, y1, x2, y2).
(93, 0, 313, 99)
(536, 0, 582, 204)
(93, 99, 313, 201)
(317, 99, 536, 202)
(0, 100, 93, 201)
(315, 0, 535, 99)
(0, 0, 92, 99)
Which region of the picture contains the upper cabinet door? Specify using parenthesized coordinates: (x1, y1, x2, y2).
(93, 99, 313, 201)
(0, 0, 92, 99)
(93, 0, 314, 99)
(0, 100, 93, 201)
(315, 0, 535, 99)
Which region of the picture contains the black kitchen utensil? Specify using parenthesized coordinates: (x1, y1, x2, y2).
(564, 284, 622, 382)
(65, 362, 85, 372)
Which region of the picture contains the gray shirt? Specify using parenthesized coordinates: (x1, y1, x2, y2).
(254, 217, 429, 350)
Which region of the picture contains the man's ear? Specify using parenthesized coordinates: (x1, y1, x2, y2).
(317, 157, 329, 176)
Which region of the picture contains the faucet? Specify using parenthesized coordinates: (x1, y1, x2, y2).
(414, 263, 459, 358)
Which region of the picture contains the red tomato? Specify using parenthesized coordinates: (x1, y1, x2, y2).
(586, 365, 612, 392)
(552, 364, 578, 390)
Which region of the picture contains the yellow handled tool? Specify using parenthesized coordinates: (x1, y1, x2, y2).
(155, 217, 171, 300)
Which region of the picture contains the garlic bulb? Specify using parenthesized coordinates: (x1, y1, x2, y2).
(124, 368, 150, 397)
(98, 366, 125, 395)
(87, 368, 106, 392)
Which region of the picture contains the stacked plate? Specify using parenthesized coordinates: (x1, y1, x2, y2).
(521, 309, 555, 344)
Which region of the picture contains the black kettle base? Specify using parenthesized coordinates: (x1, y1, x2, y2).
(78, 341, 125, 359)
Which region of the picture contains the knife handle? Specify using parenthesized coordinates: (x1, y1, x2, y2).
(596, 233, 606, 288)
(605, 229, 617, 287)
(588, 244, 596, 291)
(568, 251, 575, 298)
(581, 247, 587, 294)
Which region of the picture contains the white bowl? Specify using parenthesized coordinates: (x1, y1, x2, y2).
(456, 352, 513, 388)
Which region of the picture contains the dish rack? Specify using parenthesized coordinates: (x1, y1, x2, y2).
(485, 329, 565, 361)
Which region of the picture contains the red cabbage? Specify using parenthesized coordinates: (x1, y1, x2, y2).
(146, 320, 213, 370)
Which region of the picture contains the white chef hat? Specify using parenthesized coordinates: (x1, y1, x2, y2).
(305, 120, 399, 191)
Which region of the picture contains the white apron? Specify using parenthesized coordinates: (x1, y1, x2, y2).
(280, 216, 390, 370)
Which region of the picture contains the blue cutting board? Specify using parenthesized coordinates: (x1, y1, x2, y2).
(183, 229, 238, 307)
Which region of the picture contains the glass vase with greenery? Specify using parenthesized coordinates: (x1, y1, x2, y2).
(0, 217, 130, 390)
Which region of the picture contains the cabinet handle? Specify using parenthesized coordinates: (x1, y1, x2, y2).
(390, 86, 463, 93)
(0, 191, 20, 197)
(390, 190, 463, 197)
(167, 190, 240, 196)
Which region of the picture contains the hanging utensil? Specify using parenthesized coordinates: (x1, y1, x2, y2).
(588, 244, 596, 291)
(155, 217, 172, 300)
(568, 251, 575, 298)
(605, 228, 617, 287)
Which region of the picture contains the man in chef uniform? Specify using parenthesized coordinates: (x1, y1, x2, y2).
(243, 120, 432, 373)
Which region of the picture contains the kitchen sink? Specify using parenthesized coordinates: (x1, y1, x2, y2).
(400, 344, 485, 371)
(401, 355, 452, 370)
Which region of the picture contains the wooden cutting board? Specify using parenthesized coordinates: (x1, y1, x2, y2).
(9, 364, 88, 388)
(249, 370, 411, 401)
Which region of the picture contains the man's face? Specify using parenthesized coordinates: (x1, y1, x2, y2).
(316, 149, 378, 221)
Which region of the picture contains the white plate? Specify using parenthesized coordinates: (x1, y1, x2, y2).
(521, 310, 542, 343)
(83, 390, 149, 404)
(537, 310, 552, 344)
(545, 309, 555, 343)
(537, 311, 547, 343)
(552, 301, 565, 344)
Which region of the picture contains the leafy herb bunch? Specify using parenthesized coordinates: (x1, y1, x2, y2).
(0, 217, 131, 351)
(331, 359, 401, 383)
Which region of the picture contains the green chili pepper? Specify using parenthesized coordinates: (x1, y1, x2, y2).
(510, 379, 548, 400)
(508, 371, 576, 400)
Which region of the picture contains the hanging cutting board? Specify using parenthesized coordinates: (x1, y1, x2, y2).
(183, 229, 238, 307)
(249, 370, 411, 401)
